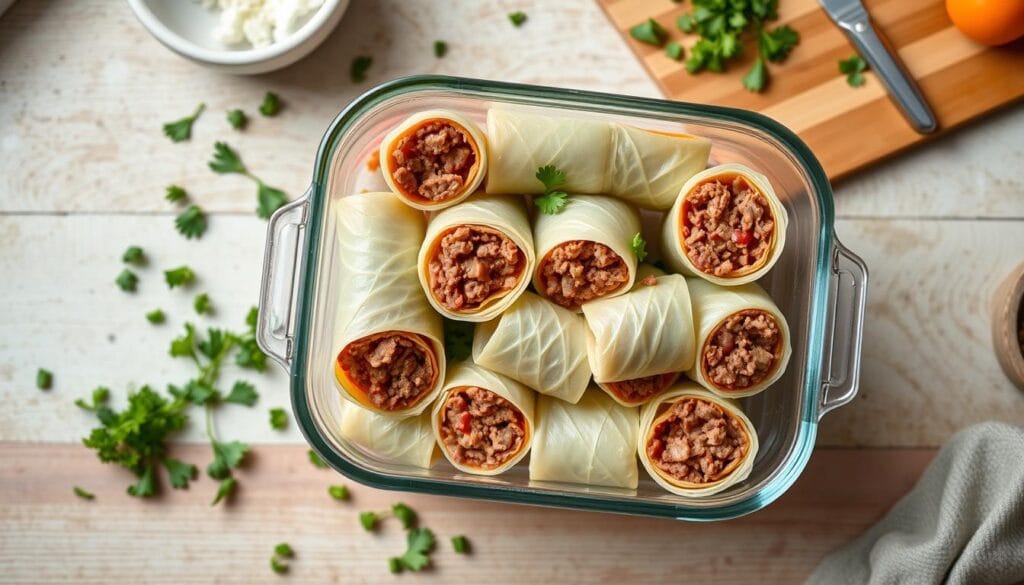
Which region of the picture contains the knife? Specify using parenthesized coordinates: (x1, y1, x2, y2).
(820, 0, 937, 134)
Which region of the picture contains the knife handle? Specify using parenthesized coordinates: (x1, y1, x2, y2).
(834, 10, 937, 133)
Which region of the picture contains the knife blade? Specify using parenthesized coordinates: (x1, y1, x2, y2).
(820, 0, 937, 133)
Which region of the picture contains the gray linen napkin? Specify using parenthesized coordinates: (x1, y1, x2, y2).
(806, 422, 1024, 585)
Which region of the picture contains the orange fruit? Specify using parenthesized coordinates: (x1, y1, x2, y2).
(946, 0, 1024, 46)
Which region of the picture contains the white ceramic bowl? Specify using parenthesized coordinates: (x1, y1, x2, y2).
(127, 0, 350, 74)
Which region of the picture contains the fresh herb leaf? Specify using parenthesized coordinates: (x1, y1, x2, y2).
(630, 18, 668, 47)
(259, 92, 281, 117)
(395, 527, 435, 572)
(630, 232, 648, 262)
(145, 309, 165, 324)
(308, 449, 328, 469)
(212, 476, 236, 506)
(839, 54, 868, 87)
(194, 293, 212, 315)
(122, 246, 145, 265)
(433, 40, 447, 58)
(743, 56, 767, 92)
(451, 535, 469, 554)
(534, 191, 569, 215)
(388, 558, 402, 574)
(257, 182, 288, 219)
(508, 11, 527, 27)
(535, 165, 567, 191)
(212, 440, 248, 471)
(328, 485, 349, 501)
(275, 543, 294, 557)
(443, 318, 474, 362)
(677, 13, 695, 33)
(236, 307, 268, 372)
(666, 41, 684, 61)
(269, 407, 288, 430)
(175, 204, 207, 239)
(165, 184, 188, 203)
(208, 142, 247, 175)
(73, 486, 95, 500)
(182, 380, 219, 406)
(162, 103, 205, 143)
(225, 381, 258, 407)
(761, 24, 799, 63)
(392, 502, 416, 529)
(127, 464, 157, 497)
(227, 109, 247, 130)
(116, 269, 139, 292)
(164, 266, 195, 289)
(169, 323, 196, 359)
(75, 387, 110, 411)
(350, 56, 372, 83)
(271, 557, 288, 574)
(359, 511, 378, 531)
(164, 457, 198, 489)
(36, 368, 52, 390)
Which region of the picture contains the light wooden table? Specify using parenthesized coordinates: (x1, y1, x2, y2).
(1, 1, 1022, 583)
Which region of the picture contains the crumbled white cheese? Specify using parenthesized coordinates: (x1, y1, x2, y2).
(202, 0, 325, 48)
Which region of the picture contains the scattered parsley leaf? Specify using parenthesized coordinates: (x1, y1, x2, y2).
(743, 56, 767, 92)
(164, 266, 195, 289)
(225, 381, 258, 407)
(73, 486, 95, 500)
(388, 558, 402, 574)
(677, 14, 695, 32)
(666, 41, 684, 61)
(36, 368, 52, 390)
(169, 323, 197, 359)
(359, 511, 379, 531)
(392, 502, 416, 529)
(761, 24, 799, 63)
(257, 182, 288, 219)
(165, 184, 187, 203)
(443, 318, 474, 362)
(308, 449, 328, 469)
(75, 386, 110, 412)
(122, 246, 145, 264)
(433, 40, 447, 58)
(127, 464, 157, 497)
(182, 380, 219, 406)
(275, 543, 294, 558)
(214, 440, 249, 469)
(194, 293, 213, 315)
(630, 232, 648, 262)
(212, 476, 236, 506)
(162, 103, 205, 143)
(630, 18, 668, 47)
(535, 165, 567, 192)
(227, 109, 247, 130)
(534, 191, 569, 215)
(350, 56, 372, 83)
(839, 54, 868, 87)
(395, 527, 435, 572)
(328, 485, 349, 501)
(271, 557, 288, 574)
(116, 269, 139, 292)
(146, 309, 165, 324)
(451, 535, 469, 554)
(175, 204, 207, 239)
(508, 11, 527, 27)
(208, 142, 247, 175)
(164, 457, 198, 489)
(269, 407, 288, 430)
(259, 92, 281, 117)
(236, 307, 268, 372)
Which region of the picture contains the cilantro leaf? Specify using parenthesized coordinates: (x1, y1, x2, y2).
(162, 103, 205, 143)
(212, 476, 236, 506)
(257, 182, 288, 219)
(534, 191, 568, 215)
(164, 266, 195, 288)
(443, 318, 474, 362)
(175, 204, 207, 239)
(259, 92, 281, 117)
(761, 24, 799, 63)
(194, 293, 212, 315)
(630, 18, 668, 47)
(165, 184, 188, 204)
(146, 309, 165, 324)
(73, 486, 95, 500)
(433, 40, 447, 58)
(75, 387, 110, 412)
(328, 485, 349, 501)
(395, 528, 435, 572)
(308, 449, 328, 469)
(197, 328, 231, 361)
(451, 535, 469, 554)
(631, 232, 648, 262)
(182, 380, 219, 406)
(677, 14, 695, 33)
(164, 457, 198, 489)
(666, 41, 684, 61)
(743, 56, 768, 92)
(227, 109, 247, 130)
(169, 323, 196, 358)
(275, 543, 294, 557)
(839, 54, 868, 87)
(535, 165, 567, 191)
(359, 511, 379, 531)
(236, 307, 268, 372)
(225, 381, 258, 407)
(116, 269, 138, 292)
(508, 11, 527, 27)
(36, 368, 52, 390)
(271, 557, 288, 574)
(213, 440, 249, 470)
(388, 558, 402, 574)
(122, 246, 145, 264)
(350, 56, 372, 83)
(246, 306, 258, 328)
(269, 407, 288, 430)
(392, 502, 416, 529)
(126, 464, 157, 497)
(208, 142, 247, 175)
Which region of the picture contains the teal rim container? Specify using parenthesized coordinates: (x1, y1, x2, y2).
(256, 75, 868, 521)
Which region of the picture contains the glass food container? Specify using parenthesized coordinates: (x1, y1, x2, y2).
(256, 76, 868, 521)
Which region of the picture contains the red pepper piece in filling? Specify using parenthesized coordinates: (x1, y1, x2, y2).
(731, 229, 753, 246)
(458, 411, 473, 434)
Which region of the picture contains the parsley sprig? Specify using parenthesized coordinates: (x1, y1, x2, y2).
(839, 54, 869, 87)
(163, 103, 205, 143)
(534, 165, 570, 214)
(208, 142, 288, 219)
(631, 232, 648, 262)
(175, 204, 207, 239)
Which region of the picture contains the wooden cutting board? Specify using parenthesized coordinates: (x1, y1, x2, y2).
(598, 0, 1024, 180)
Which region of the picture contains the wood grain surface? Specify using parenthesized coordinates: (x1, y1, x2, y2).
(598, 0, 1024, 180)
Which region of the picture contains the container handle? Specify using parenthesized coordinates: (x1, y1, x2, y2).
(256, 189, 311, 372)
(818, 239, 869, 420)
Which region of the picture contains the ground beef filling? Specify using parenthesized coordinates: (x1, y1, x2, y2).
(605, 372, 677, 404)
(538, 240, 630, 309)
(703, 309, 781, 390)
(682, 177, 775, 277)
(647, 397, 749, 484)
(337, 333, 435, 411)
(391, 121, 475, 202)
(439, 386, 527, 470)
(428, 226, 525, 312)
